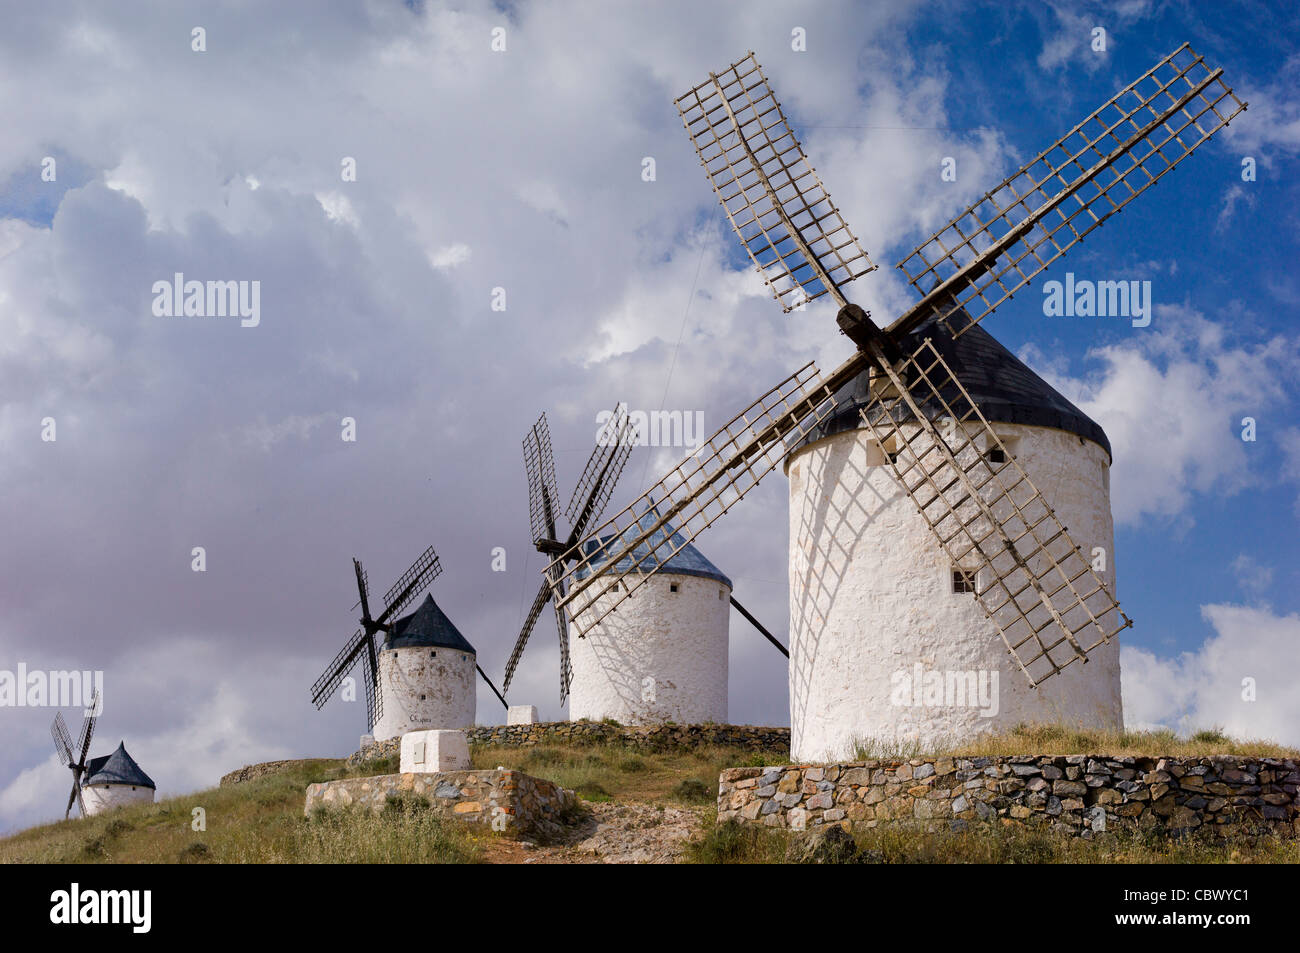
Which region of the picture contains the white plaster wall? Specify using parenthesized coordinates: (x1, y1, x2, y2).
(372, 646, 476, 742)
(569, 573, 730, 725)
(787, 423, 1122, 761)
(82, 783, 153, 815)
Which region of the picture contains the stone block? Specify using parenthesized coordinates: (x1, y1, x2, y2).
(400, 729, 470, 773)
(507, 705, 539, 725)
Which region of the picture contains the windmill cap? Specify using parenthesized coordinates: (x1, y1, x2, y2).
(575, 507, 733, 588)
(787, 311, 1111, 462)
(83, 741, 155, 790)
(385, 593, 476, 654)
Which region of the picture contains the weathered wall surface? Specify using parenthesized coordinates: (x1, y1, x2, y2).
(719, 756, 1300, 837)
(82, 783, 154, 815)
(346, 722, 790, 768)
(569, 572, 730, 725)
(372, 645, 476, 742)
(304, 769, 574, 840)
(786, 424, 1122, 761)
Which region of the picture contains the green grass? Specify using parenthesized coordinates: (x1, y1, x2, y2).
(470, 741, 788, 806)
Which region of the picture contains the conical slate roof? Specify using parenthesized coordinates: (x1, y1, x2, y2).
(575, 507, 733, 588)
(83, 742, 155, 790)
(385, 593, 476, 654)
(789, 310, 1111, 460)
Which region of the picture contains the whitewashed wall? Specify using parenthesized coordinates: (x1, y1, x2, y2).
(569, 573, 730, 724)
(786, 423, 1122, 761)
(372, 645, 476, 742)
(82, 782, 154, 815)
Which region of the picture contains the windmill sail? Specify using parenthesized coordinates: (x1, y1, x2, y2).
(892, 43, 1245, 339)
(676, 52, 875, 311)
(856, 333, 1131, 684)
(524, 414, 561, 543)
(552, 357, 859, 637)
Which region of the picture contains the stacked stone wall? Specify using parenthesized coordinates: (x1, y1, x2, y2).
(304, 768, 574, 840)
(719, 756, 1300, 838)
(346, 722, 789, 767)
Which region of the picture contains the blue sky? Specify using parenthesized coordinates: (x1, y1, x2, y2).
(0, 0, 1296, 833)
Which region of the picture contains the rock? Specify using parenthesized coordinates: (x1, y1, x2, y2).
(914, 763, 936, 779)
(786, 824, 859, 864)
(1052, 780, 1087, 797)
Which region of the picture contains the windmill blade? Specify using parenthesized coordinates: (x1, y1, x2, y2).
(311, 627, 371, 709)
(65, 781, 80, 820)
(551, 574, 573, 702)
(378, 545, 443, 624)
(891, 43, 1245, 339)
(524, 413, 562, 542)
(856, 336, 1131, 685)
(567, 403, 637, 537)
(361, 643, 382, 731)
(676, 52, 875, 312)
(503, 578, 553, 693)
(351, 559, 371, 616)
(51, 712, 74, 766)
(552, 355, 863, 637)
(76, 691, 99, 767)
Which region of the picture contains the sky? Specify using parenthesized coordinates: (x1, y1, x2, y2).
(0, 0, 1297, 833)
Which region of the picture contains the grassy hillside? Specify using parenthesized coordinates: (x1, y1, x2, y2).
(1, 726, 1295, 864)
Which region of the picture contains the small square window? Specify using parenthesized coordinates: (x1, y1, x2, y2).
(430, 650, 437, 657)
(419, 694, 426, 701)
(985, 447, 1006, 465)
(952, 568, 976, 594)
(669, 583, 679, 593)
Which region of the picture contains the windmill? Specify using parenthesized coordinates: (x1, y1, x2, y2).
(50, 689, 100, 819)
(502, 405, 636, 702)
(541, 44, 1243, 713)
(505, 406, 792, 711)
(312, 545, 506, 739)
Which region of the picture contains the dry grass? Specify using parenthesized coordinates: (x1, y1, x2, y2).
(2, 726, 1292, 864)
(0, 759, 483, 864)
(688, 815, 1300, 864)
(851, 724, 1299, 762)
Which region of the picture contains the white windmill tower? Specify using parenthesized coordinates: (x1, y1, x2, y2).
(539, 46, 1243, 760)
(312, 545, 507, 744)
(79, 742, 156, 815)
(504, 407, 788, 724)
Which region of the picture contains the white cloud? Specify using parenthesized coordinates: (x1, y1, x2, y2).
(1122, 604, 1300, 746)
(1230, 554, 1274, 596)
(429, 242, 471, 270)
(1027, 304, 1300, 526)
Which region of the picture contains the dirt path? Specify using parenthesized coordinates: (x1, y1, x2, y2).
(486, 801, 706, 864)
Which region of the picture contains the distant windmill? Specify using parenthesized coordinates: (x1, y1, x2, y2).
(312, 545, 505, 741)
(50, 689, 99, 819)
(541, 45, 1243, 753)
(503, 406, 636, 701)
(505, 407, 789, 719)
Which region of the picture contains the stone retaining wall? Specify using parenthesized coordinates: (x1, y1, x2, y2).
(304, 769, 575, 840)
(719, 756, 1300, 838)
(347, 722, 789, 768)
